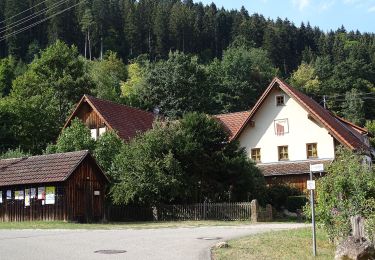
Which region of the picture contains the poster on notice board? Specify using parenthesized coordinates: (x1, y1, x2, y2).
(45, 187, 55, 205)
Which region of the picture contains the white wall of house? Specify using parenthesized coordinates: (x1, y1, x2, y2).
(238, 88, 336, 163)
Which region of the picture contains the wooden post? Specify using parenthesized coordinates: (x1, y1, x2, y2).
(351, 215, 365, 241)
(251, 199, 259, 222)
(266, 204, 273, 221)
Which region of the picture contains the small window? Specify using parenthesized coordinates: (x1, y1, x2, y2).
(99, 127, 106, 136)
(306, 143, 318, 158)
(251, 148, 261, 162)
(278, 146, 289, 161)
(276, 95, 285, 106)
(90, 129, 98, 140)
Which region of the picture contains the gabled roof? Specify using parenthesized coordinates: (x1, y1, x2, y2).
(213, 111, 250, 140)
(221, 77, 371, 151)
(64, 95, 155, 141)
(0, 151, 108, 187)
(258, 159, 333, 177)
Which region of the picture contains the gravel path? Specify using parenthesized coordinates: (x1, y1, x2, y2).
(0, 223, 307, 260)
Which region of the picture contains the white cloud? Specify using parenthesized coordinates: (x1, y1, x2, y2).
(368, 5, 375, 11)
(292, 0, 311, 11)
(319, 0, 335, 11)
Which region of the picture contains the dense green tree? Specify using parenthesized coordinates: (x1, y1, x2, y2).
(366, 120, 375, 147)
(45, 118, 95, 154)
(0, 56, 16, 97)
(89, 51, 127, 102)
(110, 113, 266, 205)
(341, 89, 366, 126)
(7, 41, 92, 153)
(94, 130, 124, 174)
(290, 63, 321, 96)
(208, 43, 277, 112)
(136, 51, 211, 117)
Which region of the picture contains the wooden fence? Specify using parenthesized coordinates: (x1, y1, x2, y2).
(108, 201, 272, 222)
(0, 194, 66, 222)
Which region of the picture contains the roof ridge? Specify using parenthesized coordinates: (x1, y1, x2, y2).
(214, 110, 250, 117)
(84, 94, 154, 116)
(0, 150, 89, 161)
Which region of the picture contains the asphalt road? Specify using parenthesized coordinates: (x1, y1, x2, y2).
(0, 223, 307, 260)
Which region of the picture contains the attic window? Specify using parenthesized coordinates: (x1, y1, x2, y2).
(99, 127, 106, 136)
(276, 95, 285, 106)
(91, 129, 98, 140)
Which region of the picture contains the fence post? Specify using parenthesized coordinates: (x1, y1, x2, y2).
(152, 206, 158, 221)
(251, 199, 259, 222)
(266, 204, 273, 221)
(203, 198, 207, 220)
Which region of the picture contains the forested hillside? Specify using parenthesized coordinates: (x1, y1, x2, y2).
(0, 0, 374, 155)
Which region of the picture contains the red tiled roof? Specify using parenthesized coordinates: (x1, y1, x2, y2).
(258, 159, 333, 177)
(231, 77, 371, 151)
(213, 111, 250, 140)
(0, 151, 98, 187)
(66, 95, 156, 141)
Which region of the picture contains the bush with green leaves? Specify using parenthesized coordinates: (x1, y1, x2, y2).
(306, 147, 375, 241)
(285, 195, 308, 212)
(265, 184, 301, 210)
(0, 147, 31, 159)
(110, 112, 266, 206)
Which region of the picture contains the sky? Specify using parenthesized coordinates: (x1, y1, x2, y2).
(198, 0, 375, 33)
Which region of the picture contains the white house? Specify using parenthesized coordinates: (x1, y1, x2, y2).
(215, 77, 374, 191)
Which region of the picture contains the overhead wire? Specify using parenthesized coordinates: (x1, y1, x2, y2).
(0, 0, 50, 25)
(0, 2, 82, 42)
(0, 0, 72, 33)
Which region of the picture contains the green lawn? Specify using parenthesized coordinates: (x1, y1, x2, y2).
(0, 220, 262, 230)
(212, 228, 335, 260)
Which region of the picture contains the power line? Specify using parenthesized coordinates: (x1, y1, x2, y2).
(0, 0, 50, 25)
(0, 0, 72, 34)
(0, 2, 82, 42)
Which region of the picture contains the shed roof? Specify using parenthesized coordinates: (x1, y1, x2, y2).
(64, 95, 156, 141)
(213, 111, 250, 140)
(0, 150, 104, 187)
(258, 159, 333, 177)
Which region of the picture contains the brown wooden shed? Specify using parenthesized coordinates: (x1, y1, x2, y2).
(0, 150, 109, 222)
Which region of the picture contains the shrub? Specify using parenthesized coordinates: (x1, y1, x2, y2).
(266, 184, 301, 210)
(285, 195, 308, 212)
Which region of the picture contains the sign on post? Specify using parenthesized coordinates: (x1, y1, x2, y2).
(310, 164, 324, 172)
(307, 180, 316, 190)
(309, 163, 324, 257)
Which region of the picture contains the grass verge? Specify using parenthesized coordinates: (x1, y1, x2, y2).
(212, 227, 335, 260)
(0, 220, 262, 230)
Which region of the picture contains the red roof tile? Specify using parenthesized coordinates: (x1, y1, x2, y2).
(231, 77, 371, 152)
(66, 95, 156, 141)
(258, 159, 333, 177)
(0, 151, 96, 187)
(213, 111, 250, 140)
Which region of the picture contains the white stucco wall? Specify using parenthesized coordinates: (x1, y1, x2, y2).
(238, 88, 335, 163)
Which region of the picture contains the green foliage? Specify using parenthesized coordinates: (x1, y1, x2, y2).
(209, 44, 277, 112)
(136, 51, 211, 117)
(265, 184, 301, 210)
(285, 196, 308, 213)
(0, 56, 17, 97)
(0, 147, 31, 159)
(309, 147, 375, 241)
(6, 41, 93, 153)
(110, 112, 266, 205)
(366, 120, 375, 147)
(290, 63, 321, 95)
(89, 51, 127, 102)
(120, 62, 145, 106)
(46, 119, 95, 154)
(94, 130, 124, 174)
(341, 88, 365, 126)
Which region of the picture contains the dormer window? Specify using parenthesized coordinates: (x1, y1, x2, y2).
(276, 95, 285, 106)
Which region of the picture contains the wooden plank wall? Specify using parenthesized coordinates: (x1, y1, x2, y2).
(0, 187, 66, 222)
(265, 174, 310, 192)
